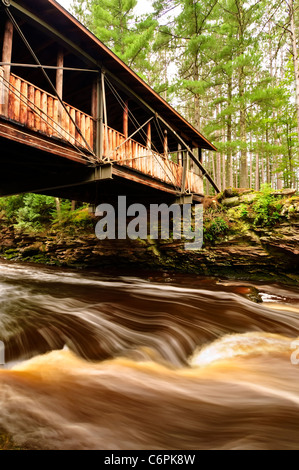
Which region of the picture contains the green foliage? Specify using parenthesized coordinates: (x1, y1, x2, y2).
(204, 216, 230, 243)
(0, 195, 25, 221)
(51, 207, 94, 236)
(14, 194, 56, 231)
(249, 185, 282, 226)
(239, 204, 249, 218)
(71, 0, 299, 189)
(0, 194, 93, 234)
(51, 199, 72, 223)
(71, 0, 157, 80)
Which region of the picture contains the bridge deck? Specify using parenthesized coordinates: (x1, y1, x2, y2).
(0, 71, 203, 196)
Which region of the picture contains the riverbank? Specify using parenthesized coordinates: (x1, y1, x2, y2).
(0, 187, 298, 285)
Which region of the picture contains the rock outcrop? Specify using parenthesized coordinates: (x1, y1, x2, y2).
(0, 189, 298, 284)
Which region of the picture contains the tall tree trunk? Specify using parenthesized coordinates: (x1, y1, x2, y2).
(255, 153, 260, 191)
(289, 0, 299, 144)
(222, 105, 226, 190)
(226, 76, 233, 187)
(266, 126, 271, 184)
(212, 154, 216, 184)
(249, 133, 253, 188)
(222, 153, 226, 190)
(216, 90, 222, 190)
(55, 198, 61, 220)
(2, 20, 14, 117)
(239, 68, 248, 187)
(206, 152, 210, 195)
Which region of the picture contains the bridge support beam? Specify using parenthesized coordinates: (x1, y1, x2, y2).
(174, 194, 193, 205)
(92, 73, 103, 161)
(146, 121, 151, 149)
(123, 99, 129, 155)
(163, 130, 168, 157)
(56, 49, 64, 125)
(181, 151, 188, 193)
(0, 162, 113, 197)
(1, 19, 13, 117)
(123, 99, 128, 139)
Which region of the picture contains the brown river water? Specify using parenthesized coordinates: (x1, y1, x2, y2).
(0, 259, 299, 450)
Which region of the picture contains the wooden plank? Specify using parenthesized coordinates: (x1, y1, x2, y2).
(2, 20, 13, 117)
(75, 110, 81, 145)
(112, 129, 116, 158)
(163, 130, 168, 157)
(86, 116, 91, 150)
(0, 70, 202, 193)
(62, 106, 68, 142)
(40, 92, 48, 134)
(123, 100, 128, 138)
(112, 165, 179, 196)
(13, 77, 21, 122)
(123, 100, 128, 157)
(70, 107, 76, 145)
(34, 89, 41, 131)
(80, 114, 86, 148)
(0, 67, 4, 116)
(56, 50, 64, 98)
(107, 127, 112, 159)
(91, 79, 97, 152)
(115, 132, 119, 160)
(103, 124, 106, 156)
(0, 121, 88, 164)
(53, 99, 58, 137)
(8, 75, 14, 120)
(147, 121, 151, 149)
(20, 81, 28, 125)
(150, 151, 153, 177)
(128, 140, 132, 166)
(47, 96, 54, 136)
(27, 85, 35, 129)
(56, 50, 64, 130)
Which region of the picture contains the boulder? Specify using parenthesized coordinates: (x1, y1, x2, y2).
(222, 196, 240, 207)
(223, 188, 238, 198)
(223, 188, 253, 198)
(271, 188, 297, 197)
(239, 193, 257, 204)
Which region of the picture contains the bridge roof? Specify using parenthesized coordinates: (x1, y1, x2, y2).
(9, 0, 216, 151)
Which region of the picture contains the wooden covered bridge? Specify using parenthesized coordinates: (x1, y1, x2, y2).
(0, 0, 218, 207)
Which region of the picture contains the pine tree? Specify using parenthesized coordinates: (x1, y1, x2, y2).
(71, 0, 157, 79)
(70, 0, 299, 191)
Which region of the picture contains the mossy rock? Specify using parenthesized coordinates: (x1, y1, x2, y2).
(222, 196, 240, 207)
(239, 193, 257, 204)
(223, 188, 240, 198)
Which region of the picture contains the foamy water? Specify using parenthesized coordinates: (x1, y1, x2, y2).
(0, 260, 299, 449)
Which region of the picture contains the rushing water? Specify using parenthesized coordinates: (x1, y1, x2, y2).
(0, 259, 299, 450)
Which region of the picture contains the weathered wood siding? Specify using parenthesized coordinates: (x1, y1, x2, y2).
(0, 70, 203, 194)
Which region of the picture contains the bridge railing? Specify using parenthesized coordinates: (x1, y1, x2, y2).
(3, 72, 94, 150)
(0, 71, 203, 194)
(103, 127, 185, 190)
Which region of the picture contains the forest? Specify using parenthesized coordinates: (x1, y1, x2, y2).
(71, 0, 299, 194)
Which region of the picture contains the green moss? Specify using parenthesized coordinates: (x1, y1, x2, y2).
(204, 216, 230, 244)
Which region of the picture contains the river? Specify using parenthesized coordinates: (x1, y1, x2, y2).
(0, 259, 299, 450)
